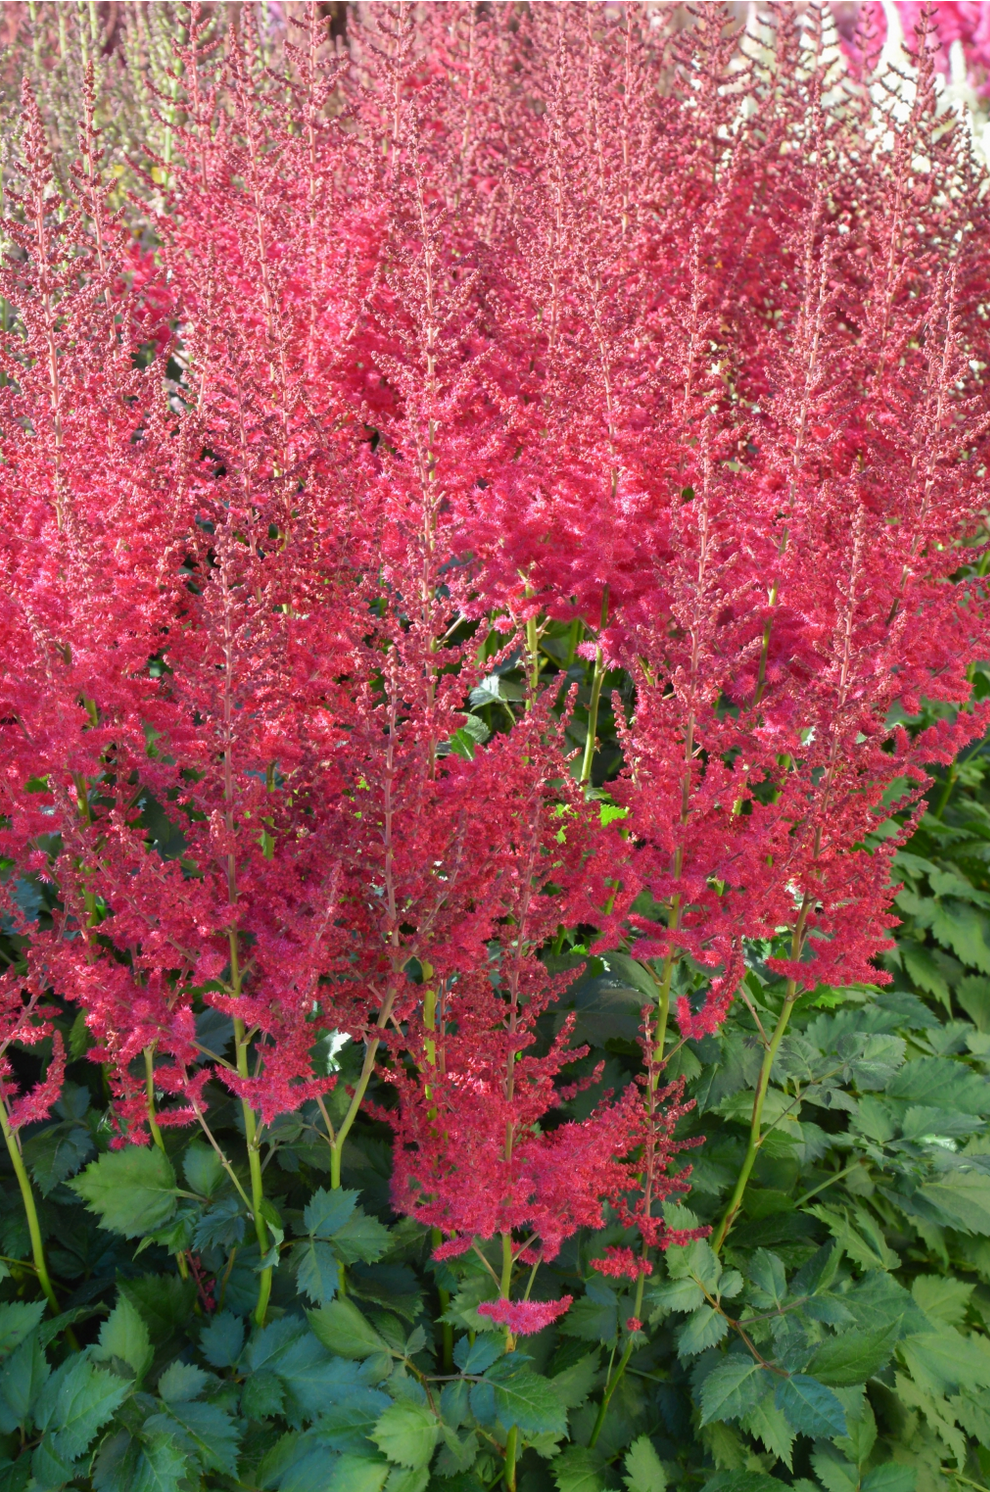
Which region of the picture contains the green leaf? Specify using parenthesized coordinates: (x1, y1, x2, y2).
(372, 1401, 439, 1469)
(118, 1275, 195, 1347)
(328, 1456, 390, 1492)
(804, 1326, 897, 1386)
(315, 1389, 391, 1453)
(0, 1328, 50, 1432)
(699, 1474, 784, 1492)
(809, 1205, 899, 1272)
(558, 1289, 617, 1343)
(198, 1310, 244, 1368)
(95, 1295, 154, 1382)
(746, 1252, 787, 1310)
(677, 1306, 728, 1358)
(0, 1302, 45, 1357)
(304, 1188, 358, 1238)
(553, 1445, 603, 1492)
(91, 1429, 188, 1492)
(700, 1357, 770, 1424)
(647, 1278, 704, 1318)
(898, 1327, 990, 1394)
(665, 1240, 721, 1291)
(810, 1450, 857, 1492)
(486, 1366, 567, 1439)
(774, 1375, 846, 1438)
(843, 1272, 929, 1338)
(22, 1123, 93, 1197)
(309, 1299, 391, 1359)
(144, 1400, 241, 1475)
(887, 1056, 990, 1113)
(68, 1146, 177, 1238)
(332, 1210, 391, 1266)
(623, 1435, 667, 1492)
(548, 1353, 600, 1410)
(183, 1143, 224, 1198)
(383, 1468, 429, 1492)
(297, 1239, 340, 1305)
(241, 1368, 285, 1419)
(914, 1170, 990, 1234)
(156, 1362, 209, 1403)
(860, 1468, 916, 1492)
(35, 1355, 130, 1458)
(453, 1335, 503, 1375)
(741, 1392, 795, 1471)
(911, 1273, 974, 1327)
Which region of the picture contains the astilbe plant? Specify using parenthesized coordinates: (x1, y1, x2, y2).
(1, 2, 990, 1484)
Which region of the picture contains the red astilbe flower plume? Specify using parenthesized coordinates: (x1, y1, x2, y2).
(478, 1297, 574, 1335)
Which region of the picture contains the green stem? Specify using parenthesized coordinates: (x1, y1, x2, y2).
(525, 614, 540, 698)
(579, 589, 609, 786)
(330, 1036, 381, 1190)
(144, 1045, 166, 1153)
(711, 978, 798, 1254)
(0, 1104, 58, 1315)
(588, 1270, 647, 1448)
(432, 1228, 454, 1372)
(234, 1017, 271, 1327)
(932, 762, 958, 821)
(794, 1158, 865, 1209)
(498, 1232, 518, 1489)
(144, 1046, 190, 1280)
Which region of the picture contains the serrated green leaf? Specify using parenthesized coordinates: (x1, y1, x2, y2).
(558, 1290, 617, 1343)
(95, 1295, 153, 1382)
(810, 1449, 857, 1492)
(453, 1334, 502, 1374)
(487, 1366, 567, 1438)
(241, 1367, 285, 1419)
(774, 1375, 846, 1438)
(623, 1435, 666, 1492)
(182, 1143, 224, 1198)
(145, 1400, 241, 1474)
(332, 1210, 391, 1266)
(297, 1239, 340, 1304)
(647, 1277, 704, 1318)
(805, 1325, 897, 1386)
(915, 1170, 990, 1234)
(0, 1328, 49, 1432)
(677, 1306, 728, 1358)
(860, 1468, 916, 1492)
(68, 1147, 177, 1238)
(315, 1389, 391, 1454)
(887, 1056, 990, 1113)
(304, 1188, 358, 1238)
(741, 1392, 795, 1471)
(0, 1302, 45, 1356)
(372, 1401, 438, 1468)
(553, 1445, 603, 1492)
(35, 1355, 130, 1458)
(383, 1467, 429, 1492)
(747, 1251, 787, 1310)
(911, 1274, 974, 1327)
(198, 1310, 244, 1369)
(309, 1299, 390, 1359)
(548, 1353, 600, 1410)
(156, 1362, 209, 1403)
(91, 1429, 188, 1492)
(699, 1357, 770, 1424)
(843, 1272, 929, 1338)
(898, 1326, 990, 1394)
(22, 1123, 93, 1197)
